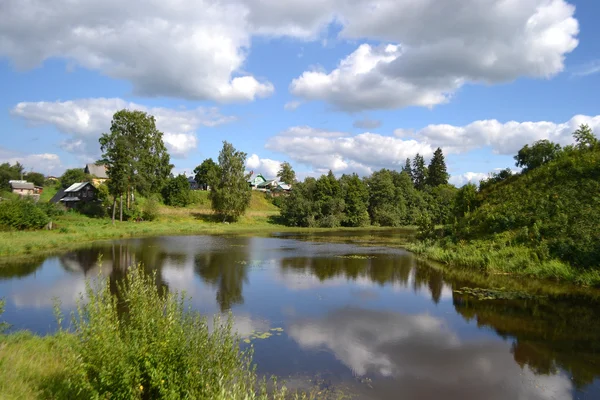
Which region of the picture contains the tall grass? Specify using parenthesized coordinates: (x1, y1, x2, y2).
(56, 265, 288, 399)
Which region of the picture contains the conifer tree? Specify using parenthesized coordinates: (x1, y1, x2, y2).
(427, 148, 449, 187)
(412, 154, 428, 190)
(402, 158, 414, 183)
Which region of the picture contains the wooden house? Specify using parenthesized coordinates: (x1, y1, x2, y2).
(9, 181, 35, 196)
(84, 164, 109, 186)
(248, 174, 267, 189)
(58, 182, 98, 208)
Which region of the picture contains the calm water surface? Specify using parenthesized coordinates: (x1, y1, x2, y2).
(1, 233, 599, 399)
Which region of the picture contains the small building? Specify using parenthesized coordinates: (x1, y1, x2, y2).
(188, 176, 200, 190)
(84, 164, 109, 186)
(59, 182, 98, 208)
(248, 174, 267, 189)
(10, 181, 35, 196)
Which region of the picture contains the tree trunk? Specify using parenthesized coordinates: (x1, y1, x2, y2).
(120, 193, 123, 222)
(112, 196, 117, 224)
(126, 186, 130, 209)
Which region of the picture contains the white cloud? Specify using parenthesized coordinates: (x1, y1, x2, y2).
(449, 172, 489, 187)
(284, 101, 302, 111)
(246, 154, 281, 178)
(11, 98, 235, 159)
(290, 0, 579, 111)
(0, 147, 64, 176)
(571, 60, 600, 77)
(410, 114, 600, 155)
(353, 117, 382, 130)
(267, 128, 433, 175)
(0, 0, 273, 102)
(288, 308, 573, 399)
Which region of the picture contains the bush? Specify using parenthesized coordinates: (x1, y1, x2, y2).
(78, 201, 108, 218)
(142, 197, 160, 221)
(162, 175, 191, 207)
(0, 199, 49, 230)
(37, 201, 66, 218)
(61, 266, 286, 399)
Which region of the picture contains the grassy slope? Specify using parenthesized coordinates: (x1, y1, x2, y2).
(408, 147, 600, 286)
(0, 191, 315, 261)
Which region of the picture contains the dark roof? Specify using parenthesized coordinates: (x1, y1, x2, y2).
(50, 188, 66, 204)
(85, 164, 108, 179)
(64, 182, 95, 193)
(10, 182, 34, 190)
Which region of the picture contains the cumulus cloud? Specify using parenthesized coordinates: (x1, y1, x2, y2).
(267, 114, 600, 177)
(0, 0, 273, 102)
(11, 98, 235, 159)
(405, 114, 600, 155)
(290, 0, 579, 111)
(353, 117, 382, 130)
(246, 154, 281, 178)
(449, 172, 489, 187)
(288, 308, 572, 400)
(0, 147, 64, 175)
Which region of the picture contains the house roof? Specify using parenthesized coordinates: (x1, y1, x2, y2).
(85, 164, 108, 179)
(60, 197, 81, 202)
(64, 182, 93, 193)
(277, 183, 292, 190)
(257, 179, 277, 188)
(50, 188, 66, 204)
(10, 182, 34, 190)
(248, 174, 267, 184)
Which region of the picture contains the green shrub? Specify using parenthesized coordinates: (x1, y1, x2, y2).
(77, 201, 108, 218)
(142, 197, 160, 221)
(188, 190, 210, 207)
(62, 266, 286, 399)
(37, 201, 66, 218)
(0, 199, 49, 230)
(162, 175, 191, 207)
(0, 299, 9, 333)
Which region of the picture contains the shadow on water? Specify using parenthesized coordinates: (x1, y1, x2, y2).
(1, 233, 599, 398)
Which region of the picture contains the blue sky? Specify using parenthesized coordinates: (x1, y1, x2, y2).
(0, 0, 599, 185)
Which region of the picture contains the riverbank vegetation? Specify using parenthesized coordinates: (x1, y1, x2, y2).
(0, 266, 302, 400)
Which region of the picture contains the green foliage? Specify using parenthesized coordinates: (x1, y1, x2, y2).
(0, 198, 49, 230)
(162, 174, 191, 207)
(24, 172, 45, 187)
(416, 213, 436, 240)
(62, 265, 287, 400)
(514, 139, 561, 172)
(573, 124, 598, 150)
(453, 183, 479, 219)
(60, 168, 91, 189)
(0, 298, 8, 333)
(142, 196, 160, 221)
(412, 153, 428, 190)
(193, 158, 219, 190)
(37, 201, 66, 218)
(100, 109, 173, 198)
(426, 148, 449, 187)
(479, 168, 513, 191)
(277, 161, 296, 184)
(402, 158, 414, 184)
(210, 141, 252, 222)
(339, 174, 369, 227)
(0, 162, 24, 191)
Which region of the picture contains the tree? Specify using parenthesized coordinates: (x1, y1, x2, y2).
(514, 139, 561, 171)
(0, 162, 24, 191)
(339, 174, 369, 227)
(453, 183, 478, 219)
(60, 168, 91, 189)
(193, 158, 219, 190)
(277, 161, 296, 184)
(402, 158, 414, 183)
(210, 141, 251, 222)
(100, 134, 130, 223)
(426, 148, 449, 187)
(103, 109, 173, 196)
(162, 174, 191, 207)
(24, 172, 45, 187)
(573, 124, 597, 150)
(368, 169, 402, 226)
(412, 154, 428, 190)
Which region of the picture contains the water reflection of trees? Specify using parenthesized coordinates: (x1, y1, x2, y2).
(194, 238, 250, 312)
(452, 290, 600, 388)
(0, 257, 45, 280)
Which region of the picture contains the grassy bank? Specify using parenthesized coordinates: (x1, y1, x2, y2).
(406, 237, 600, 287)
(0, 267, 319, 400)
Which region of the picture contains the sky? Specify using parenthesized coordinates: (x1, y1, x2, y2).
(0, 0, 599, 186)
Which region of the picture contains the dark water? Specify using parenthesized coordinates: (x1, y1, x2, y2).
(1, 234, 599, 399)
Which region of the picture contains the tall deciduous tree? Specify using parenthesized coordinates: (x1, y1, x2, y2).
(339, 173, 369, 227)
(573, 124, 597, 149)
(193, 158, 219, 190)
(426, 148, 449, 187)
(162, 174, 191, 207)
(514, 139, 561, 172)
(412, 154, 428, 190)
(60, 168, 91, 189)
(100, 134, 130, 223)
(277, 161, 296, 184)
(103, 110, 173, 196)
(0, 162, 24, 191)
(210, 141, 251, 222)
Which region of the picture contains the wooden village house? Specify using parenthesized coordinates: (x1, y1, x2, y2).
(52, 182, 98, 209)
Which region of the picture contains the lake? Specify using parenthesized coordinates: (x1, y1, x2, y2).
(1, 233, 599, 399)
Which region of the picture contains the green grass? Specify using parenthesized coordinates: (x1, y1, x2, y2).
(406, 238, 600, 287)
(39, 185, 59, 203)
